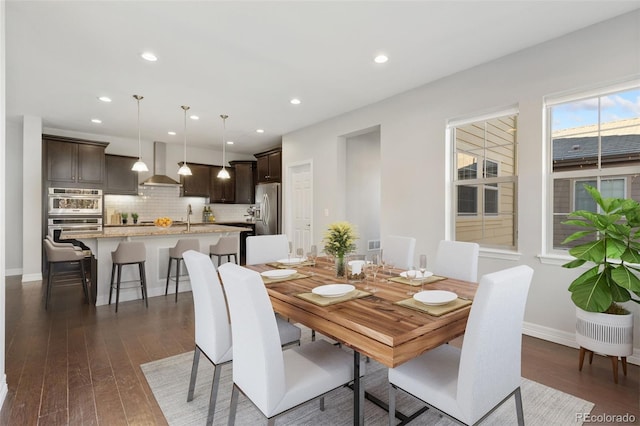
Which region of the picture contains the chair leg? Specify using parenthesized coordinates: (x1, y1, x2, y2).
(140, 262, 149, 308)
(165, 257, 173, 296)
(187, 346, 201, 402)
(207, 362, 222, 426)
(514, 386, 524, 426)
(175, 258, 181, 303)
(622, 356, 628, 377)
(232, 254, 237, 264)
(319, 396, 325, 411)
(115, 264, 122, 313)
(80, 259, 89, 304)
(109, 263, 116, 305)
(388, 383, 396, 426)
(46, 262, 53, 310)
(578, 347, 586, 371)
(228, 384, 239, 426)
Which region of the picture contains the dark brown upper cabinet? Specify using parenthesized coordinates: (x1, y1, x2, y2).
(210, 166, 236, 203)
(230, 160, 256, 204)
(105, 154, 139, 195)
(179, 163, 211, 197)
(44, 135, 107, 187)
(255, 148, 281, 183)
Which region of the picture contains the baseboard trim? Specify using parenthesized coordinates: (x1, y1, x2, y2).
(523, 321, 639, 365)
(21, 272, 42, 282)
(5, 268, 22, 277)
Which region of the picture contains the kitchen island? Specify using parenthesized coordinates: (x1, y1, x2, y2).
(64, 224, 250, 307)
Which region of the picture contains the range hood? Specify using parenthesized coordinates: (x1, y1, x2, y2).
(141, 142, 182, 186)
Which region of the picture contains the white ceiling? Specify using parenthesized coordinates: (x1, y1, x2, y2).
(6, 1, 640, 154)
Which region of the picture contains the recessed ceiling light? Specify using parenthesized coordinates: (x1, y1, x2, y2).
(374, 54, 388, 64)
(256, 129, 265, 133)
(190, 115, 199, 120)
(141, 52, 158, 62)
(168, 131, 176, 136)
(98, 96, 112, 103)
(91, 118, 102, 124)
(290, 98, 301, 105)
(227, 141, 234, 145)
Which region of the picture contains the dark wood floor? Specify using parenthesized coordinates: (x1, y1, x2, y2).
(0, 275, 638, 425)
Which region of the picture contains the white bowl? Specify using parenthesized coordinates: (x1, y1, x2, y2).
(277, 257, 307, 265)
(312, 284, 355, 298)
(400, 270, 434, 279)
(413, 290, 457, 306)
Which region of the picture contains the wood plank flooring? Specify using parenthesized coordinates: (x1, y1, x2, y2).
(0, 275, 638, 425)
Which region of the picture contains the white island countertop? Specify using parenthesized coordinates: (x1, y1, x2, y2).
(65, 223, 251, 239)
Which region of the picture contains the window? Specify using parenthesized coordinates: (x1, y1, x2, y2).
(450, 110, 518, 249)
(548, 85, 640, 250)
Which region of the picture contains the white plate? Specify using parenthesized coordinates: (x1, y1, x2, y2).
(400, 270, 434, 279)
(261, 269, 297, 279)
(413, 290, 457, 306)
(277, 257, 307, 265)
(312, 284, 355, 298)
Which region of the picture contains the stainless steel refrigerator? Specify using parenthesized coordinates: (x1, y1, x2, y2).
(255, 182, 281, 235)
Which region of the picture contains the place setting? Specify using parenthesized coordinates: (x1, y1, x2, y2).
(395, 289, 472, 316)
(295, 283, 371, 307)
(260, 268, 311, 284)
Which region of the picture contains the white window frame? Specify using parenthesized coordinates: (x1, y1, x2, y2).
(541, 80, 640, 264)
(448, 106, 518, 251)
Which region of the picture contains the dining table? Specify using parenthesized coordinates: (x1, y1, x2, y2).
(245, 256, 478, 426)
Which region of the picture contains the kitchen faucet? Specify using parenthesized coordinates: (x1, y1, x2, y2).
(187, 204, 193, 231)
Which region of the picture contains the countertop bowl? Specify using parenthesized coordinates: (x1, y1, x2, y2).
(153, 217, 173, 228)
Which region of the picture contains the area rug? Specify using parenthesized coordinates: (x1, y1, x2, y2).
(141, 336, 594, 425)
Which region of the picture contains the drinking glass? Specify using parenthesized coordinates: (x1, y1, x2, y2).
(307, 245, 318, 266)
(419, 254, 427, 291)
(406, 267, 417, 295)
(366, 253, 380, 293)
(288, 241, 293, 262)
(296, 247, 304, 260)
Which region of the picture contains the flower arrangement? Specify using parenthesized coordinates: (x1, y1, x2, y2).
(323, 221, 357, 258)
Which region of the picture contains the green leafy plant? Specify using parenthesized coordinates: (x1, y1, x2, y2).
(131, 213, 139, 220)
(323, 221, 357, 258)
(562, 185, 640, 313)
(121, 212, 128, 219)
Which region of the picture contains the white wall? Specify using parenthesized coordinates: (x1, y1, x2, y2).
(4, 119, 21, 274)
(282, 11, 640, 362)
(0, 0, 9, 407)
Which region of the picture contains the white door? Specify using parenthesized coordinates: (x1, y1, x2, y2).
(291, 163, 312, 255)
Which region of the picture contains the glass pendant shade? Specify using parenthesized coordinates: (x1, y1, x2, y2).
(178, 105, 192, 176)
(131, 95, 149, 172)
(218, 114, 230, 179)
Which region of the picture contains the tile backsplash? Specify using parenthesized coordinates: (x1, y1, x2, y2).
(104, 186, 252, 224)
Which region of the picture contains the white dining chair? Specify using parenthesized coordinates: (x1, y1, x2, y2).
(433, 240, 480, 282)
(245, 234, 289, 265)
(388, 265, 533, 426)
(218, 262, 359, 425)
(182, 250, 301, 426)
(383, 235, 416, 270)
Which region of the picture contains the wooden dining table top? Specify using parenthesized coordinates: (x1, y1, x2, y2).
(246, 257, 477, 368)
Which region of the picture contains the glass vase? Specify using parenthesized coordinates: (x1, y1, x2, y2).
(335, 255, 346, 278)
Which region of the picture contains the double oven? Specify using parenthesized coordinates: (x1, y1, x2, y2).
(47, 187, 103, 238)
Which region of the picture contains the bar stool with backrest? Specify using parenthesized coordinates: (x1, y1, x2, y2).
(110, 241, 148, 313)
(166, 239, 200, 302)
(43, 238, 89, 310)
(209, 235, 238, 266)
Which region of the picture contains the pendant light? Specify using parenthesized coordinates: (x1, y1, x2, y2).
(131, 95, 149, 172)
(217, 114, 231, 179)
(177, 105, 192, 176)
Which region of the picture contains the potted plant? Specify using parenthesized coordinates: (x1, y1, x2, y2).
(323, 221, 357, 277)
(131, 212, 139, 224)
(121, 212, 128, 225)
(562, 184, 639, 381)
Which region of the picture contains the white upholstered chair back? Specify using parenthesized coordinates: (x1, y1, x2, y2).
(456, 265, 533, 423)
(182, 250, 233, 364)
(218, 262, 287, 414)
(383, 235, 416, 270)
(245, 234, 289, 265)
(433, 240, 479, 282)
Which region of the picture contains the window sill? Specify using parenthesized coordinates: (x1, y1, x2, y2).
(537, 253, 572, 266)
(479, 248, 522, 261)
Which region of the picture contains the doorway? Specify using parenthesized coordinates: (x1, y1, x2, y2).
(288, 161, 313, 254)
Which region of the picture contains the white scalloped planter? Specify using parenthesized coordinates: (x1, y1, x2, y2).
(576, 307, 633, 357)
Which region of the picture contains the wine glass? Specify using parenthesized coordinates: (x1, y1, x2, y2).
(307, 245, 318, 266)
(288, 241, 293, 263)
(296, 247, 304, 261)
(419, 254, 427, 292)
(406, 267, 417, 295)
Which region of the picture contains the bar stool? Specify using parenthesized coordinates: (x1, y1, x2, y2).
(43, 238, 89, 310)
(110, 241, 148, 313)
(209, 236, 238, 266)
(166, 239, 200, 302)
